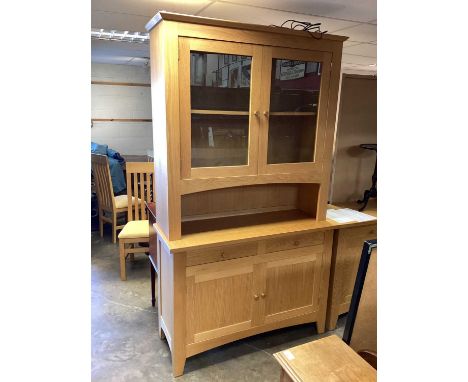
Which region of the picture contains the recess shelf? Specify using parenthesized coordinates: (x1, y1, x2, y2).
(270, 111, 316, 116)
(191, 109, 250, 115)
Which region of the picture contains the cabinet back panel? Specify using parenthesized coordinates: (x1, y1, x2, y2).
(181, 183, 318, 220)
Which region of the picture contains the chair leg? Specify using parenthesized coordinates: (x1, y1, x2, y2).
(112, 212, 117, 244)
(150, 262, 156, 307)
(119, 241, 127, 281)
(99, 212, 104, 238)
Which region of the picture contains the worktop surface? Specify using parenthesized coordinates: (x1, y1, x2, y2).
(156, 202, 377, 252)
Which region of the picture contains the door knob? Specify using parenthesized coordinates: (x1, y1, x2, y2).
(254, 294, 259, 300)
(253, 110, 259, 117)
(261, 292, 266, 298)
(263, 111, 269, 118)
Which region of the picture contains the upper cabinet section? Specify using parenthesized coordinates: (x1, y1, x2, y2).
(180, 36, 333, 180)
(147, 12, 346, 238)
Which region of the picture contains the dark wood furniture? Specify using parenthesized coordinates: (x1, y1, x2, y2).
(146, 201, 157, 307)
(343, 239, 377, 369)
(357, 144, 377, 211)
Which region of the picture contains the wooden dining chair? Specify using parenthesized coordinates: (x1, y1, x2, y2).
(91, 154, 136, 243)
(118, 162, 155, 280)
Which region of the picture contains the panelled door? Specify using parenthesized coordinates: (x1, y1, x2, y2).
(185, 257, 257, 344)
(257, 47, 332, 176)
(179, 37, 263, 179)
(258, 245, 325, 325)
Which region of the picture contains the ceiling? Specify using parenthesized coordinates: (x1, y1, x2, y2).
(91, 0, 377, 74)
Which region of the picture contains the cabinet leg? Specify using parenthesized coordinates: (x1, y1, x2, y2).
(326, 309, 339, 331)
(316, 319, 326, 334)
(172, 353, 186, 377)
(158, 325, 166, 340)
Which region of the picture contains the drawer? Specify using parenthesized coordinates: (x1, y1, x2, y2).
(341, 224, 377, 244)
(340, 224, 377, 240)
(264, 232, 324, 253)
(186, 242, 258, 267)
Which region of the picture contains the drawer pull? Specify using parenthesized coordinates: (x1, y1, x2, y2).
(254, 294, 259, 300)
(261, 292, 266, 298)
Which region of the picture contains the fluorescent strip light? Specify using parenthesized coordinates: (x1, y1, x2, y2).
(91, 28, 149, 43)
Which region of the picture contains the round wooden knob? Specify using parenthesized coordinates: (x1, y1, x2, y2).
(261, 293, 266, 298)
(254, 294, 259, 300)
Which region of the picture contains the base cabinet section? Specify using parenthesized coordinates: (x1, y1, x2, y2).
(157, 230, 333, 376)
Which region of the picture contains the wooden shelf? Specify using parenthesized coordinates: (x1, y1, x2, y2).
(191, 109, 250, 115)
(270, 112, 316, 116)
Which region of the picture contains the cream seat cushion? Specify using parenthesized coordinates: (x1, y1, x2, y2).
(114, 195, 139, 209)
(118, 220, 149, 239)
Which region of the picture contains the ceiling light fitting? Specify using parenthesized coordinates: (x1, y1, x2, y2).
(91, 28, 149, 43)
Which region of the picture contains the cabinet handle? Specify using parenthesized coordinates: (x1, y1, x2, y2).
(261, 292, 266, 298)
(254, 294, 259, 300)
(263, 111, 269, 118)
(253, 110, 259, 117)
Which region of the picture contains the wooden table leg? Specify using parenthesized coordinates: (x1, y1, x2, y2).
(150, 260, 156, 307)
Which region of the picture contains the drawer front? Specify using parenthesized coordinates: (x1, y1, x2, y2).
(186, 242, 258, 266)
(264, 232, 324, 253)
(341, 224, 377, 246)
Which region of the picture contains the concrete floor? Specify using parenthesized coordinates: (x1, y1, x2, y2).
(91, 229, 347, 382)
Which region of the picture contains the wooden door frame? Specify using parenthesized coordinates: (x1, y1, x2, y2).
(257, 47, 332, 176)
(179, 37, 263, 180)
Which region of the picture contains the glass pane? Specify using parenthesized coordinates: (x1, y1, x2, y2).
(270, 59, 321, 112)
(190, 52, 252, 111)
(267, 115, 317, 164)
(191, 114, 249, 167)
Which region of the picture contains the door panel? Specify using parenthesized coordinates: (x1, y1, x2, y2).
(185, 259, 255, 344)
(179, 37, 263, 179)
(258, 47, 332, 175)
(262, 248, 324, 324)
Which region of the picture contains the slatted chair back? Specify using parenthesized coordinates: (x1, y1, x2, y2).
(125, 162, 155, 222)
(92, 154, 115, 211)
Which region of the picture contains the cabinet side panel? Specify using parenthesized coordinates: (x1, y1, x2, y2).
(160, 239, 174, 346)
(149, 21, 182, 240)
(164, 21, 182, 239)
(317, 45, 343, 220)
(150, 24, 170, 237)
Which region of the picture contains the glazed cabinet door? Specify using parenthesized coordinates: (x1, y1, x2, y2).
(179, 37, 263, 179)
(185, 257, 257, 344)
(258, 47, 332, 176)
(259, 245, 325, 325)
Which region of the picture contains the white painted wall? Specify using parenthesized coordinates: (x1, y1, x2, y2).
(91, 63, 152, 155)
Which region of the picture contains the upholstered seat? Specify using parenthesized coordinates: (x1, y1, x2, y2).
(118, 220, 149, 239)
(114, 195, 138, 209)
